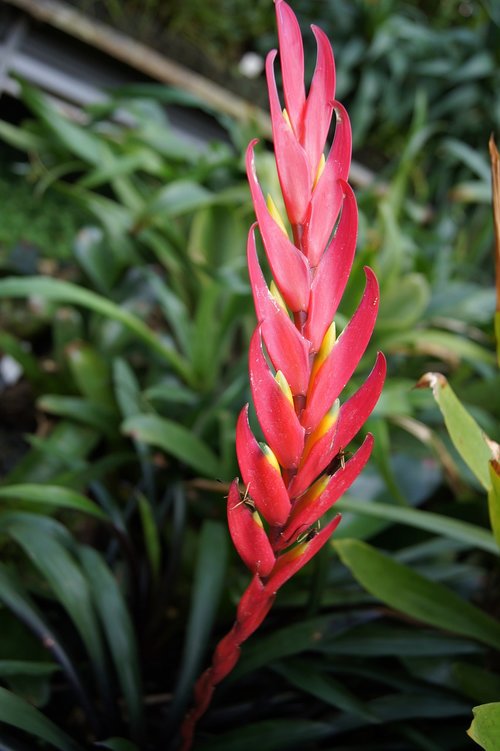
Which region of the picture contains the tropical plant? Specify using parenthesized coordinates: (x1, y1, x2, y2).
(0, 2, 498, 750)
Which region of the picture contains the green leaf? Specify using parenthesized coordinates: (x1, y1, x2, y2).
(198, 719, 331, 751)
(0, 484, 107, 521)
(0, 514, 109, 693)
(0, 563, 98, 732)
(113, 358, 144, 420)
(323, 622, 483, 657)
(453, 663, 500, 704)
(334, 498, 498, 555)
(122, 414, 221, 478)
(78, 546, 144, 738)
(377, 273, 430, 331)
(386, 330, 496, 367)
(95, 740, 140, 751)
(487, 461, 500, 547)
(0, 118, 48, 152)
(73, 226, 121, 293)
(272, 659, 376, 721)
(70, 188, 133, 240)
(495, 312, 500, 368)
(37, 395, 117, 437)
(334, 539, 500, 650)
(232, 611, 375, 679)
(145, 270, 192, 357)
(19, 80, 108, 165)
(0, 661, 58, 678)
(0, 686, 83, 751)
(147, 180, 214, 218)
(138, 495, 161, 580)
(143, 382, 197, 406)
(443, 137, 491, 181)
(468, 703, 500, 750)
(191, 280, 226, 388)
(416, 372, 496, 490)
(166, 521, 227, 728)
(0, 276, 191, 382)
(64, 342, 115, 408)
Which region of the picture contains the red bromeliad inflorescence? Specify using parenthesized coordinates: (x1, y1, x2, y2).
(180, 1, 385, 747)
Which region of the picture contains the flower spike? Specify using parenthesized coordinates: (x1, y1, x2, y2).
(181, 4, 384, 747)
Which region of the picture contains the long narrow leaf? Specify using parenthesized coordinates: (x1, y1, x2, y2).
(0, 514, 110, 699)
(272, 659, 375, 720)
(0, 687, 84, 751)
(78, 547, 144, 739)
(122, 414, 221, 479)
(335, 539, 500, 651)
(198, 719, 331, 751)
(0, 277, 191, 382)
(0, 564, 97, 731)
(334, 498, 497, 555)
(0, 485, 107, 521)
(166, 521, 227, 729)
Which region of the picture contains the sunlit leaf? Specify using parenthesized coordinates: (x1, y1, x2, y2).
(468, 703, 500, 750)
(488, 461, 500, 547)
(415, 372, 496, 490)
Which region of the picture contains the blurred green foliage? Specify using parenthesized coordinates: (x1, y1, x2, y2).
(0, 1, 498, 749)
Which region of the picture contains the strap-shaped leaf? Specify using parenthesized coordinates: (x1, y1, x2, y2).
(0, 484, 107, 521)
(0, 513, 110, 699)
(0, 686, 83, 751)
(122, 413, 221, 479)
(335, 539, 500, 650)
(78, 547, 144, 738)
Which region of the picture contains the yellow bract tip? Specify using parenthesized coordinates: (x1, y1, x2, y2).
(311, 321, 336, 382)
(261, 443, 281, 474)
(316, 399, 340, 438)
(252, 510, 264, 528)
(314, 153, 326, 188)
(267, 193, 288, 236)
(301, 399, 340, 463)
(275, 370, 294, 406)
(269, 281, 288, 312)
(282, 107, 292, 131)
(299, 474, 331, 507)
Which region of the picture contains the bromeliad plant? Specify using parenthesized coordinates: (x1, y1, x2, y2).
(181, 1, 385, 746)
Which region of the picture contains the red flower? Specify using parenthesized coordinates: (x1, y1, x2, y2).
(181, 3, 385, 747)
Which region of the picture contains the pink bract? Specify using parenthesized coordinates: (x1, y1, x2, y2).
(181, 3, 385, 748)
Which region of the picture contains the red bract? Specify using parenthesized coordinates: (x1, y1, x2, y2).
(180, 2, 385, 747)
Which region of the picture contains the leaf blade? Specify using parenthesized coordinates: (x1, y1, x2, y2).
(334, 539, 500, 651)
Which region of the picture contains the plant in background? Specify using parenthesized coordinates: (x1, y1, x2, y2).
(181, 1, 385, 746)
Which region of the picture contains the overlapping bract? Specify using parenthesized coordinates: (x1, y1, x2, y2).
(233, 0, 385, 584)
(181, 3, 384, 747)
